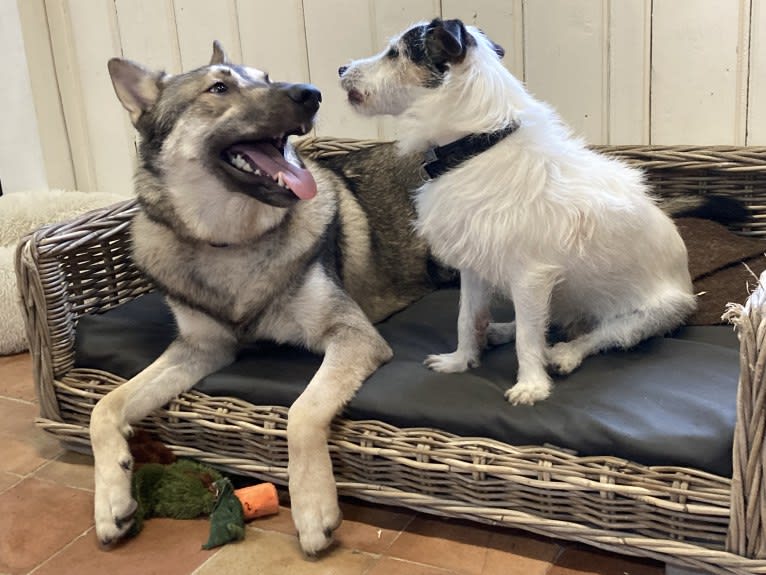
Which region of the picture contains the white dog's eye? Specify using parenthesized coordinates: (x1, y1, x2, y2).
(386, 46, 400, 59)
(208, 81, 228, 94)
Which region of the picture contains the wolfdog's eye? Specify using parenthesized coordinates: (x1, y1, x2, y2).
(386, 46, 399, 59)
(208, 81, 228, 94)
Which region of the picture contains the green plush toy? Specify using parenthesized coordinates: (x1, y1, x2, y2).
(129, 459, 245, 548)
(203, 478, 246, 549)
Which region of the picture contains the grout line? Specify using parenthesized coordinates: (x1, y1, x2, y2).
(0, 472, 25, 495)
(27, 525, 94, 575)
(381, 512, 417, 552)
(0, 394, 36, 406)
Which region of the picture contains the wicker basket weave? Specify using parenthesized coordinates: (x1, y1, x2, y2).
(14, 138, 766, 575)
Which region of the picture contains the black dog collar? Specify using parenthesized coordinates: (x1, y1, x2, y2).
(420, 120, 520, 181)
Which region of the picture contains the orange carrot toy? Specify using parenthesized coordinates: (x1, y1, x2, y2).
(234, 483, 280, 520)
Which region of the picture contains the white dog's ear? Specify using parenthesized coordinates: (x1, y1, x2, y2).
(425, 18, 474, 65)
(210, 40, 229, 65)
(108, 58, 164, 125)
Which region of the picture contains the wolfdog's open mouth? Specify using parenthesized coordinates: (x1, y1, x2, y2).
(223, 135, 317, 200)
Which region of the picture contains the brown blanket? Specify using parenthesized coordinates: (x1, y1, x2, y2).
(676, 218, 766, 325)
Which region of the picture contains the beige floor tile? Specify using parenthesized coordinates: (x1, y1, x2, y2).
(386, 516, 493, 575)
(481, 531, 561, 575)
(333, 499, 415, 554)
(0, 435, 61, 476)
(366, 557, 458, 575)
(0, 478, 93, 574)
(550, 546, 663, 575)
(0, 397, 40, 436)
(0, 397, 62, 475)
(0, 472, 21, 494)
(0, 354, 35, 403)
(33, 518, 216, 575)
(34, 451, 95, 491)
(245, 504, 296, 536)
(195, 528, 377, 575)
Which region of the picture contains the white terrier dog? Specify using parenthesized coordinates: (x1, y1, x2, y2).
(339, 18, 697, 405)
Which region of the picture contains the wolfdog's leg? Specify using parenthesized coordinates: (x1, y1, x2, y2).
(504, 267, 557, 405)
(90, 305, 235, 545)
(424, 268, 491, 373)
(287, 322, 391, 556)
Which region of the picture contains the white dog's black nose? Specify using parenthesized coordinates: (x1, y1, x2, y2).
(286, 84, 322, 110)
(338, 65, 348, 77)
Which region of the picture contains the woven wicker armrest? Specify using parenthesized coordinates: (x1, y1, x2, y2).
(14, 198, 152, 419)
(724, 274, 766, 559)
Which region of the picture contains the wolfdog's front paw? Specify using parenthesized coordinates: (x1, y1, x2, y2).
(546, 342, 584, 375)
(93, 452, 137, 546)
(91, 416, 137, 546)
(504, 376, 551, 405)
(424, 351, 478, 373)
(290, 477, 342, 556)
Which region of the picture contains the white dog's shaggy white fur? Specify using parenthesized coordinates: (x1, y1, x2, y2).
(340, 18, 696, 405)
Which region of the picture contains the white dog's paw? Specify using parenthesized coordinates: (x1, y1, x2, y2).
(504, 376, 551, 406)
(289, 475, 342, 556)
(546, 342, 584, 375)
(424, 351, 478, 373)
(486, 322, 515, 347)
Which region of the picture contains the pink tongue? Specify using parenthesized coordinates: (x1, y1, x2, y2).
(232, 142, 318, 200)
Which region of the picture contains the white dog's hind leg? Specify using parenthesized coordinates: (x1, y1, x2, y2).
(287, 322, 391, 556)
(505, 268, 557, 405)
(90, 306, 235, 546)
(547, 287, 695, 375)
(425, 268, 491, 373)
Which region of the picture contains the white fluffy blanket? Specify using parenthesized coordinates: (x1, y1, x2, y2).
(1, 190, 127, 355)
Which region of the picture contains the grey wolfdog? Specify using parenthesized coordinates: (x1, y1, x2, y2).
(90, 41, 448, 555)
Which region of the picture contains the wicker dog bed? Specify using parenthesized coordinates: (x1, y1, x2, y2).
(15, 138, 766, 575)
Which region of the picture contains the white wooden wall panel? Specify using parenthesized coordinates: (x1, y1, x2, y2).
(608, 0, 651, 144)
(15, 0, 75, 191)
(523, 0, 608, 144)
(748, 0, 766, 144)
(10, 0, 766, 197)
(237, 0, 309, 84)
(441, 0, 525, 78)
(651, 0, 749, 145)
(373, 0, 441, 140)
(64, 0, 135, 194)
(173, 0, 242, 71)
(115, 0, 181, 73)
(303, 0, 378, 138)
(43, 0, 96, 192)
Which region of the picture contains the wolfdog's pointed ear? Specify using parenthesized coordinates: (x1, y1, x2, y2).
(210, 40, 229, 65)
(108, 58, 163, 126)
(425, 18, 474, 65)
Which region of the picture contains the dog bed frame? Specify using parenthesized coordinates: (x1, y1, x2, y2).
(15, 138, 766, 575)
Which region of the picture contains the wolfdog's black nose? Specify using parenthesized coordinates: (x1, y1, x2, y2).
(286, 84, 322, 110)
(338, 65, 348, 77)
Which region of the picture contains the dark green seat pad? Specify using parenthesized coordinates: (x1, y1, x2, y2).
(75, 290, 739, 477)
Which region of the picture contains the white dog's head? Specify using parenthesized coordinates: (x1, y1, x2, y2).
(338, 18, 504, 117)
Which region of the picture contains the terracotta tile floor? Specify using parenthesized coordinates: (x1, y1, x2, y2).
(0, 352, 666, 575)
